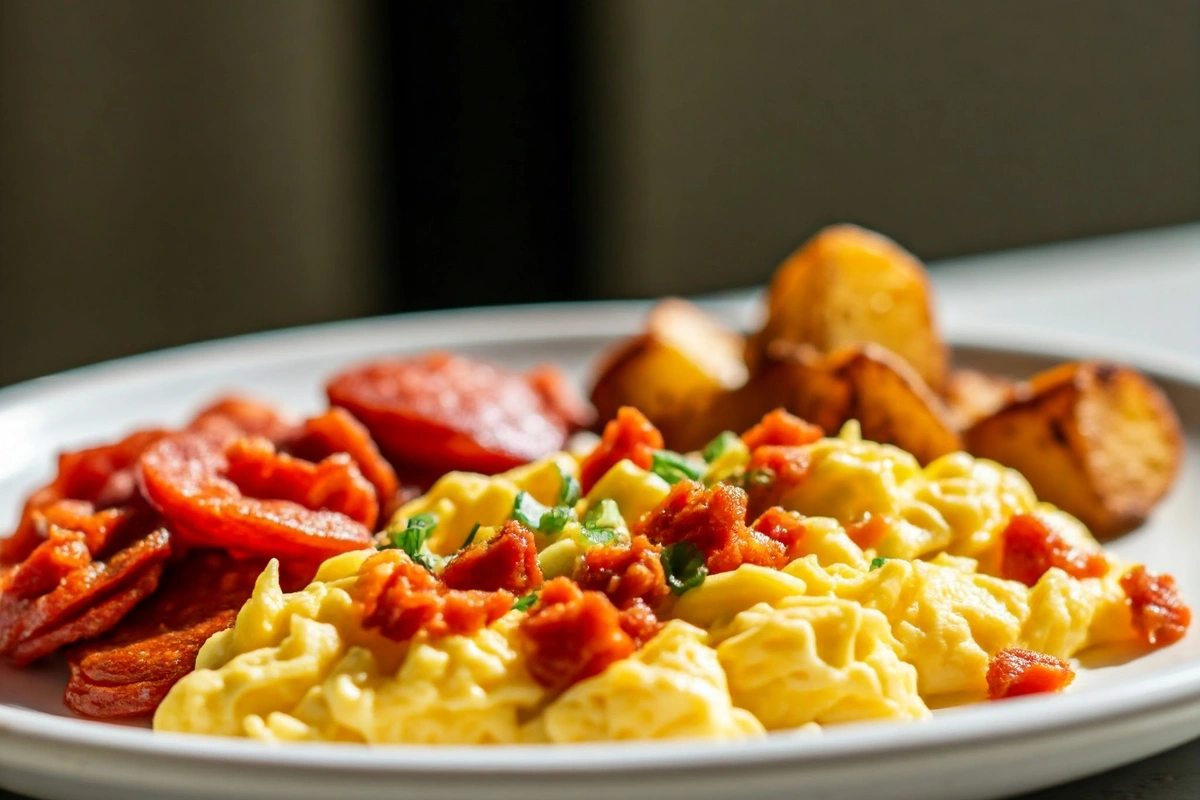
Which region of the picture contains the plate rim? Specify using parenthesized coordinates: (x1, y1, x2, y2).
(2, 299, 1199, 775)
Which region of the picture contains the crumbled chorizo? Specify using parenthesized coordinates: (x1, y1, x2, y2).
(1000, 514, 1108, 587)
(741, 408, 823, 449)
(575, 535, 670, 610)
(441, 520, 543, 594)
(741, 445, 812, 519)
(357, 550, 513, 642)
(1121, 565, 1191, 647)
(224, 437, 379, 529)
(748, 506, 807, 556)
(519, 577, 645, 691)
(579, 407, 664, 493)
(987, 647, 1075, 699)
(327, 352, 583, 474)
(138, 434, 374, 562)
(634, 480, 789, 574)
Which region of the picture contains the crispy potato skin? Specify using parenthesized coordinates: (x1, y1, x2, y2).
(589, 299, 747, 447)
(965, 361, 1183, 539)
(587, 224, 1184, 541)
(746, 225, 948, 392)
(831, 344, 962, 465)
(945, 369, 1015, 429)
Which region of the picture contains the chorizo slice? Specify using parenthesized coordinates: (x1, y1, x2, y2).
(63, 550, 268, 718)
(2, 428, 169, 564)
(327, 352, 588, 474)
(187, 395, 297, 443)
(287, 407, 401, 517)
(138, 434, 374, 561)
(0, 528, 172, 663)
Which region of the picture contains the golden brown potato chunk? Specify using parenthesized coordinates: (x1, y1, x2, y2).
(830, 344, 962, 465)
(944, 369, 1015, 429)
(746, 225, 949, 392)
(590, 298, 748, 445)
(965, 362, 1183, 539)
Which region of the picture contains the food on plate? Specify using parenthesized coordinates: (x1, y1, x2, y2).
(944, 369, 1015, 429)
(590, 225, 1183, 534)
(744, 224, 949, 392)
(326, 352, 591, 475)
(142, 408, 1185, 742)
(827, 345, 962, 465)
(590, 299, 748, 447)
(0, 221, 1190, 744)
(965, 362, 1183, 538)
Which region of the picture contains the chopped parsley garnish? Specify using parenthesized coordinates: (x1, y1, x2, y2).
(540, 505, 576, 535)
(512, 491, 578, 536)
(462, 522, 482, 549)
(513, 491, 550, 530)
(870, 557, 887, 571)
(702, 430, 740, 463)
(650, 449, 706, 485)
(557, 465, 582, 506)
(382, 512, 439, 570)
(513, 592, 539, 612)
(660, 542, 708, 595)
(579, 498, 623, 546)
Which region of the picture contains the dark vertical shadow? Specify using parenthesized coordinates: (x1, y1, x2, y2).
(372, 1, 585, 313)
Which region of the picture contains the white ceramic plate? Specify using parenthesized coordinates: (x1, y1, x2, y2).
(1, 301, 1199, 800)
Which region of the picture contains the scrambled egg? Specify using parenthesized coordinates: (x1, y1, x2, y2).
(534, 621, 763, 742)
(154, 430, 1150, 743)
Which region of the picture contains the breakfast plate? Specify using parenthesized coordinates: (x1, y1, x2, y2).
(1, 299, 1198, 800)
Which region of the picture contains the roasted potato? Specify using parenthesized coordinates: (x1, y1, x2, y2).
(965, 361, 1183, 539)
(746, 225, 949, 392)
(830, 344, 962, 465)
(590, 298, 748, 445)
(663, 341, 851, 452)
(944, 369, 1015, 429)
(667, 343, 959, 464)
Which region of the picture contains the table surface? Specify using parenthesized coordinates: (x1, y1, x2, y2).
(2, 223, 1199, 800)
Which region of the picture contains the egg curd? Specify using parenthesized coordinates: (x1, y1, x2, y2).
(155, 422, 1147, 743)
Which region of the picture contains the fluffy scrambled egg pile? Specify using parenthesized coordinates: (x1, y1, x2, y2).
(154, 418, 1171, 743)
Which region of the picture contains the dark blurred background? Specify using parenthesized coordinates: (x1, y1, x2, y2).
(1, 0, 1197, 387)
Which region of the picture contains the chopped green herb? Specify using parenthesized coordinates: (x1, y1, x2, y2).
(579, 498, 623, 546)
(661, 542, 708, 595)
(462, 522, 482, 549)
(382, 512, 439, 570)
(540, 505, 577, 535)
(870, 557, 887, 571)
(513, 491, 550, 530)
(702, 430, 741, 463)
(513, 491, 577, 536)
(583, 498, 623, 530)
(580, 525, 618, 546)
(651, 449, 706, 485)
(557, 465, 582, 506)
(513, 592, 539, 612)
